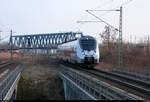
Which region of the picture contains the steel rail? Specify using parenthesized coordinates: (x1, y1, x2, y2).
(88, 69, 150, 96)
(112, 69, 150, 82)
(61, 62, 148, 100)
(0, 62, 13, 69)
(60, 64, 143, 100)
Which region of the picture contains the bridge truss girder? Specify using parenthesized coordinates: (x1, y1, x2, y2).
(10, 32, 83, 49)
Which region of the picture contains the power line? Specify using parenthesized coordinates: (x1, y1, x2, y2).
(0, 35, 10, 41)
(88, 0, 134, 20)
(77, 0, 114, 26)
(93, 0, 114, 10)
(77, 21, 102, 24)
(0, 22, 11, 32)
(121, 0, 134, 6)
(88, 9, 120, 11)
(85, 7, 123, 66)
(86, 10, 119, 31)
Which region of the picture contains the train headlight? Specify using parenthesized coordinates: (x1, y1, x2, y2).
(81, 50, 85, 55)
(82, 52, 85, 55)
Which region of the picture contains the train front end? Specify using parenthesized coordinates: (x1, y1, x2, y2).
(78, 36, 99, 64)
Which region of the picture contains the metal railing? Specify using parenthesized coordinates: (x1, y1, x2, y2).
(59, 65, 142, 100)
(0, 64, 24, 100)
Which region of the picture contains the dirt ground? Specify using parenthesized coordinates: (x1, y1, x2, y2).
(17, 55, 64, 100)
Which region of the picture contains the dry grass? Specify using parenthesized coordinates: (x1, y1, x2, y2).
(17, 56, 64, 100)
(97, 43, 150, 73)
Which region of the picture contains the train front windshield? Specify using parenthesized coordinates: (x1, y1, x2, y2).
(79, 37, 96, 51)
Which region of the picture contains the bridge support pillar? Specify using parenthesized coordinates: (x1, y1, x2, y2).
(63, 80, 82, 100)
(3, 72, 21, 101)
(60, 73, 96, 100)
(63, 81, 67, 99)
(11, 83, 18, 100)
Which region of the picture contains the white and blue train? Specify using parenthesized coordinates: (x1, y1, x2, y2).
(57, 35, 100, 64)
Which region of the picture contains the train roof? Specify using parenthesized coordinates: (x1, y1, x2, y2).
(79, 35, 96, 41)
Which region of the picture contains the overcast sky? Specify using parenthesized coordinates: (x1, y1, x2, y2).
(0, 0, 150, 43)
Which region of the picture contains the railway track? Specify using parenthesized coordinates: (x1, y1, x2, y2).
(61, 62, 149, 101)
(0, 62, 13, 72)
(87, 69, 150, 100)
(112, 69, 150, 82)
(0, 61, 14, 72)
(0, 61, 16, 79)
(0, 62, 13, 68)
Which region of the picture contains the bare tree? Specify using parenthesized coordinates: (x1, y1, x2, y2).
(100, 26, 117, 50)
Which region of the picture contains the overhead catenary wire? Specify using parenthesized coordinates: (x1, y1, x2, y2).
(86, 10, 119, 31)
(0, 21, 11, 32)
(77, 0, 135, 30)
(77, 21, 102, 23)
(77, 0, 114, 25)
(77, 0, 134, 27)
(93, 0, 114, 10)
(87, 0, 134, 21)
